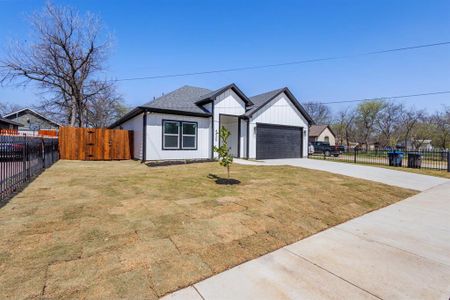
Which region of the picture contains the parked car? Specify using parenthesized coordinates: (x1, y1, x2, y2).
(0, 142, 24, 160)
(311, 141, 340, 157)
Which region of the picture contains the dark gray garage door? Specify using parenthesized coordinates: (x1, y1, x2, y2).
(256, 124, 303, 159)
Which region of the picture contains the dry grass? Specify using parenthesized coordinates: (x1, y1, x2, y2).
(375, 165, 450, 179)
(0, 160, 416, 298)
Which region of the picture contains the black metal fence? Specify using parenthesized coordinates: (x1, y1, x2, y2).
(309, 148, 450, 172)
(0, 135, 59, 202)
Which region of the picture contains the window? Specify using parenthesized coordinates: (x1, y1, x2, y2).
(324, 136, 330, 143)
(182, 122, 197, 149)
(163, 121, 180, 149)
(162, 120, 197, 150)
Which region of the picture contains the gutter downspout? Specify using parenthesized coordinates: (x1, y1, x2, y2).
(246, 117, 250, 159)
(141, 111, 147, 163)
(211, 101, 215, 160)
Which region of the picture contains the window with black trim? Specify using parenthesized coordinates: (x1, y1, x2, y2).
(163, 121, 180, 149)
(162, 120, 197, 150)
(182, 122, 197, 149)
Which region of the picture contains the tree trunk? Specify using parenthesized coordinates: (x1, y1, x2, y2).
(70, 97, 77, 127)
(227, 165, 230, 179)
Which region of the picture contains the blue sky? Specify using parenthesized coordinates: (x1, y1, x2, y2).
(1, 0, 449, 114)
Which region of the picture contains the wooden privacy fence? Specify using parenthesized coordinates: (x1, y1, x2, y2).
(59, 127, 133, 160)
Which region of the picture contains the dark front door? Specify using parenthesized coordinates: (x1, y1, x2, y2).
(256, 124, 303, 159)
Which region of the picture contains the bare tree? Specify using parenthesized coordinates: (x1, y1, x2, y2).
(0, 3, 112, 127)
(0, 101, 22, 116)
(430, 106, 450, 149)
(398, 107, 425, 149)
(332, 107, 356, 147)
(376, 102, 403, 147)
(303, 101, 332, 124)
(84, 82, 128, 128)
(355, 100, 385, 150)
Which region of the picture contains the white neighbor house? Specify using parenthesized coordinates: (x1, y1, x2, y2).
(309, 125, 336, 146)
(110, 83, 314, 161)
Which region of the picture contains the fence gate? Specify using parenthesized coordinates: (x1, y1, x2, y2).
(59, 127, 133, 160)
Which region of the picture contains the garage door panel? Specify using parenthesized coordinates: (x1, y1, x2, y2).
(256, 124, 302, 159)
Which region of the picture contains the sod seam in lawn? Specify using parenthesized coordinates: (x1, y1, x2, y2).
(0, 160, 416, 298)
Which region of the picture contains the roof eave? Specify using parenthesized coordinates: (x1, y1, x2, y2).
(195, 83, 254, 107)
(145, 107, 212, 117)
(108, 107, 145, 129)
(246, 87, 315, 125)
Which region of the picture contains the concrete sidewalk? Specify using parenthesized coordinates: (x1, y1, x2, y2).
(235, 158, 449, 191)
(163, 181, 450, 300)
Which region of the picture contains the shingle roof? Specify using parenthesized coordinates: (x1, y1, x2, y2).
(0, 117, 22, 126)
(309, 125, 332, 137)
(142, 85, 213, 114)
(4, 108, 61, 127)
(245, 88, 285, 116)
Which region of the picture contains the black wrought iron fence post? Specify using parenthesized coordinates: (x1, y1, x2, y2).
(447, 151, 450, 173)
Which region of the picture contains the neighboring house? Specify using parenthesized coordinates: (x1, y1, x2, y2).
(309, 125, 336, 146)
(3, 108, 60, 135)
(398, 139, 433, 151)
(0, 117, 21, 130)
(109, 83, 314, 161)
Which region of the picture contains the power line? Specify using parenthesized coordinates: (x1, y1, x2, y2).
(132, 89, 450, 109)
(113, 41, 450, 82)
(317, 90, 450, 104)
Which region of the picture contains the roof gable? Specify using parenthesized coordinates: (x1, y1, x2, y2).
(195, 83, 253, 106)
(4, 108, 60, 127)
(246, 87, 314, 124)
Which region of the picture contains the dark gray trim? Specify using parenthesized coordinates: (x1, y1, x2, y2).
(161, 119, 198, 151)
(109, 106, 210, 129)
(195, 83, 254, 107)
(211, 101, 215, 159)
(237, 117, 241, 158)
(218, 113, 240, 158)
(246, 87, 314, 125)
(109, 107, 144, 129)
(246, 119, 250, 159)
(142, 112, 147, 162)
(146, 107, 211, 118)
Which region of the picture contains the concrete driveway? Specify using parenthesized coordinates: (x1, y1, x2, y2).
(164, 160, 450, 300)
(236, 158, 449, 191)
(164, 181, 450, 300)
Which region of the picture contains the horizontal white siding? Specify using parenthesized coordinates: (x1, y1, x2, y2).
(116, 113, 143, 160)
(146, 113, 211, 160)
(249, 92, 309, 159)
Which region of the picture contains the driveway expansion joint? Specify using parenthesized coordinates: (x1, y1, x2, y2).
(283, 247, 384, 300)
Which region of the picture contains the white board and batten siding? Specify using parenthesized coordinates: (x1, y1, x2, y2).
(213, 89, 247, 158)
(248, 92, 309, 159)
